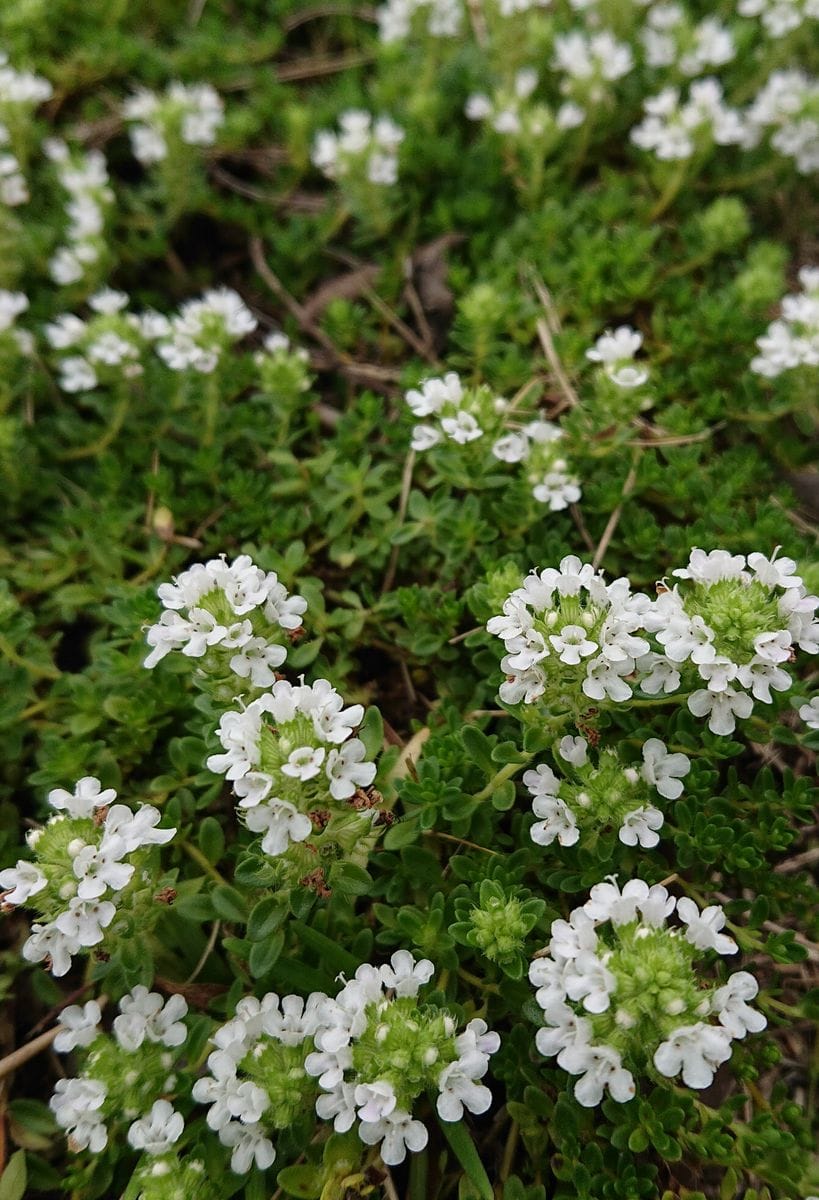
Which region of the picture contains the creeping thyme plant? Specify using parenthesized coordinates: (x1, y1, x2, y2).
(1, 2, 819, 1199)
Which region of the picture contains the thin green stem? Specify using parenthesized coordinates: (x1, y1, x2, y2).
(180, 839, 229, 886)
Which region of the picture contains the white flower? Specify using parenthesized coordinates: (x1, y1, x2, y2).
(220, 1121, 276, 1173)
(48, 776, 117, 819)
(530, 795, 580, 847)
(619, 805, 664, 848)
(676, 898, 737, 955)
(584, 879, 665, 927)
(50, 1077, 107, 1150)
(22, 922, 80, 977)
(55, 898, 117, 947)
(564, 952, 616, 1013)
(713, 972, 767, 1038)
(559, 1042, 635, 1106)
(549, 624, 597, 665)
(654, 1022, 732, 1087)
(281, 745, 326, 781)
(358, 1108, 429, 1165)
(127, 1100, 184, 1155)
(72, 837, 134, 900)
(54, 1001, 102, 1053)
(582, 656, 633, 702)
(102, 803, 175, 852)
(355, 1080, 397, 1123)
(436, 1056, 492, 1121)
(640, 738, 690, 799)
(0, 859, 47, 905)
(559, 735, 588, 767)
(380, 949, 435, 997)
(688, 687, 754, 735)
(113, 987, 188, 1050)
(799, 696, 819, 729)
(325, 739, 376, 799)
(244, 798, 313, 857)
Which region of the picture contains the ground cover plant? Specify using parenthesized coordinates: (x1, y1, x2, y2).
(0, 1, 818, 1198)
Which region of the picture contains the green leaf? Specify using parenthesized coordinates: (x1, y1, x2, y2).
(438, 1119, 494, 1200)
(291, 921, 360, 974)
(0, 1151, 27, 1200)
(198, 816, 225, 864)
(247, 896, 287, 942)
(275, 1164, 323, 1198)
(249, 931, 285, 978)
(211, 885, 249, 924)
(358, 705, 384, 758)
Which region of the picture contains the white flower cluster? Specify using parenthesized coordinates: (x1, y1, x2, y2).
(407, 372, 581, 510)
(747, 70, 819, 174)
(586, 325, 649, 389)
(530, 879, 765, 1107)
(207, 676, 376, 856)
(44, 139, 114, 286)
(407, 371, 504, 451)
(194, 952, 499, 1171)
(553, 31, 634, 117)
(0, 777, 175, 977)
(0, 52, 53, 108)
(376, 0, 463, 42)
(487, 556, 650, 707)
(466, 69, 584, 140)
(0, 289, 32, 355)
(0, 52, 52, 207)
(311, 111, 404, 187)
(51, 987, 188, 1155)
(525, 736, 690, 850)
(631, 79, 749, 160)
(310, 953, 498, 1164)
(644, 547, 818, 734)
(145, 553, 306, 682)
(739, 0, 819, 38)
(751, 266, 819, 377)
(123, 82, 224, 165)
(45, 288, 157, 392)
(641, 6, 735, 77)
(0, 125, 27, 206)
(156, 287, 257, 373)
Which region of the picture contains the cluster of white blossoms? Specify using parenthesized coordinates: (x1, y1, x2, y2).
(487, 556, 651, 709)
(123, 82, 224, 165)
(530, 879, 766, 1107)
(642, 547, 819, 735)
(641, 7, 735, 77)
(799, 696, 819, 729)
(746, 70, 819, 175)
(51, 988, 188, 1155)
(144, 553, 306, 684)
(156, 287, 257, 374)
(44, 139, 114, 286)
(586, 326, 649, 390)
(552, 31, 634, 117)
(0, 52, 52, 206)
(44, 289, 159, 393)
(739, 0, 819, 38)
(0, 289, 33, 356)
(630, 79, 750, 161)
(407, 371, 507, 452)
(376, 0, 463, 42)
(207, 676, 377, 857)
(406, 372, 581, 510)
(466, 69, 584, 142)
(750, 266, 819, 377)
(194, 952, 499, 1171)
(0, 125, 28, 206)
(525, 736, 690, 851)
(0, 777, 175, 977)
(311, 111, 405, 188)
